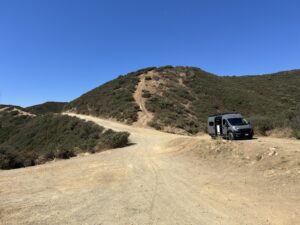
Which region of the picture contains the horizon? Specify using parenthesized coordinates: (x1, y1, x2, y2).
(1, 0, 300, 107)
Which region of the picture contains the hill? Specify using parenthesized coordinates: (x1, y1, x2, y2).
(0, 107, 129, 169)
(26, 101, 67, 115)
(64, 66, 300, 138)
(65, 67, 156, 124)
(0, 104, 28, 111)
(1, 101, 67, 116)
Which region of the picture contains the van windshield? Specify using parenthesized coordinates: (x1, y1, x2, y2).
(228, 118, 248, 126)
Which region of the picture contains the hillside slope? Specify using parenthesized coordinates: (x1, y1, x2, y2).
(0, 107, 129, 169)
(143, 67, 300, 136)
(65, 67, 156, 124)
(63, 66, 300, 137)
(26, 101, 67, 115)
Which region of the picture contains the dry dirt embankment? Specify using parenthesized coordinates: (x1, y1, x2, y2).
(0, 113, 299, 225)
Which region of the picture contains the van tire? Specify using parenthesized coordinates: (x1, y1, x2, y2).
(228, 132, 235, 140)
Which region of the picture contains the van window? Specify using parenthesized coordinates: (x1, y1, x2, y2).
(228, 118, 248, 126)
(222, 119, 227, 125)
(209, 122, 214, 126)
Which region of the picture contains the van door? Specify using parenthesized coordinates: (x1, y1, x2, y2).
(208, 120, 215, 135)
(222, 119, 228, 135)
(214, 116, 222, 135)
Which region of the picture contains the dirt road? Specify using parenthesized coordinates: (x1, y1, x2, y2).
(0, 114, 299, 225)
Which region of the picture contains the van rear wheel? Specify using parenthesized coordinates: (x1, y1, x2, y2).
(228, 132, 235, 140)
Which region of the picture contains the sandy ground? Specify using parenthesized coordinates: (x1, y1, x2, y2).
(0, 113, 299, 225)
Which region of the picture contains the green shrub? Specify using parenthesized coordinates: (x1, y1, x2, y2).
(284, 109, 300, 139)
(98, 130, 130, 149)
(142, 90, 151, 98)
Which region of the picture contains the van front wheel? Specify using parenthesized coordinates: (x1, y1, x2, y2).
(228, 132, 235, 140)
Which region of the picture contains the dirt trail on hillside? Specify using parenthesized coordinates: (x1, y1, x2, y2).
(133, 74, 154, 126)
(0, 113, 299, 225)
(0, 107, 35, 117)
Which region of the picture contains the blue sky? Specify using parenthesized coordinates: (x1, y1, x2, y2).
(1, 0, 300, 107)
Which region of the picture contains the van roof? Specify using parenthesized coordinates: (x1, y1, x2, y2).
(208, 112, 240, 117)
